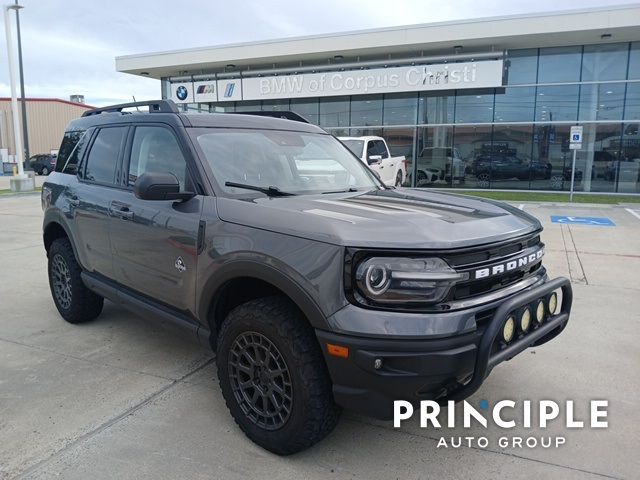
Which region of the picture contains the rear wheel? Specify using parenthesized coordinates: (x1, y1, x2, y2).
(48, 237, 103, 323)
(41, 167, 49, 175)
(217, 296, 340, 455)
(476, 173, 491, 188)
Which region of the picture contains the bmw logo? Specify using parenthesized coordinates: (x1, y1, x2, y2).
(176, 85, 188, 101)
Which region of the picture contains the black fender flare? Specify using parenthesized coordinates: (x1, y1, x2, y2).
(197, 259, 330, 334)
(42, 210, 84, 267)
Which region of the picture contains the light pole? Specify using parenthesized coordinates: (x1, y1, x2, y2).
(15, 0, 29, 167)
(4, 3, 32, 191)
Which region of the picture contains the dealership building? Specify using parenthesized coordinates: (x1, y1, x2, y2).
(116, 5, 640, 194)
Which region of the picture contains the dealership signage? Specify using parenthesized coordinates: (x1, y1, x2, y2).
(170, 60, 504, 103)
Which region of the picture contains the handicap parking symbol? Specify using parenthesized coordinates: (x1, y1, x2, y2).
(551, 215, 615, 226)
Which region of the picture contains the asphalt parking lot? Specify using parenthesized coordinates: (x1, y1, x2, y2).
(1, 193, 639, 480)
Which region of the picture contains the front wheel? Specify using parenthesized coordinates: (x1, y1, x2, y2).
(41, 167, 49, 175)
(217, 296, 341, 455)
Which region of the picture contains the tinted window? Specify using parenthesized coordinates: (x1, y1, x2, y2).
(455, 90, 495, 123)
(319, 96, 350, 127)
(535, 85, 579, 122)
(350, 95, 383, 126)
(418, 92, 454, 124)
(629, 42, 640, 80)
(506, 49, 538, 85)
(383, 93, 417, 125)
(84, 127, 126, 184)
(579, 83, 625, 121)
(625, 82, 640, 120)
(538, 46, 582, 83)
(494, 87, 536, 122)
(128, 126, 188, 189)
(55, 129, 86, 174)
(581, 43, 629, 82)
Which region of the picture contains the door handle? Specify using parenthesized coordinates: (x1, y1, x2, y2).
(109, 201, 134, 220)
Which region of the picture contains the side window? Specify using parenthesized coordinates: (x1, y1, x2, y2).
(128, 126, 188, 190)
(55, 130, 87, 174)
(84, 127, 127, 184)
(374, 140, 389, 159)
(366, 140, 377, 159)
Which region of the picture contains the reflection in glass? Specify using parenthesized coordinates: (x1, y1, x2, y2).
(262, 99, 290, 111)
(319, 96, 350, 127)
(579, 83, 625, 121)
(538, 46, 582, 83)
(382, 128, 415, 186)
(413, 126, 456, 187)
(418, 92, 454, 124)
(494, 87, 536, 122)
(455, 90, 494, 123)
(290, 98, 319, 125)
(576, 123, 621, 192)
(581, 43, 629, 82)
(506, 49, 538, 85)
(532, 124, 574, 191)
(210, 102, 235, 113)
(383, 94, 418, 125)
(629, 42, 640, 80)
(624, 82, 640, 121)
(489, 125, 536, 190)
(618, 123, 640, 193)
(535, 85, 579, 122)
(350, 95, 383, 126)
(234, 101, 261, 112)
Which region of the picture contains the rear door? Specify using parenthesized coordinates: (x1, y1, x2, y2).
(108, 124, 203, 313)
(71, 126, 128, 278)
(375, 140, 396, 184)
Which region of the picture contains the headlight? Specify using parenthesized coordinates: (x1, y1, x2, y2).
(354, 257, 467, 306)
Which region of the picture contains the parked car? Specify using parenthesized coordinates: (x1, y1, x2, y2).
(30, 154, 57, 175)
(42, 100, 572, 455)
(473, 155, 551, 188)
(413, 147, 465, 186)
(339, 136, 406, 187)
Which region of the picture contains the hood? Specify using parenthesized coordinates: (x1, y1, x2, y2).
(216, 189, 542, 249)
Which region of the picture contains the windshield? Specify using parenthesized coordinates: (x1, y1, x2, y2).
(193, 129, 383, 195)
(340, 139, 364, 158)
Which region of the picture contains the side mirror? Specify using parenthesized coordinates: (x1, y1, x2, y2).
(368, 154, 382, 165)
(134, 172, 195, 201)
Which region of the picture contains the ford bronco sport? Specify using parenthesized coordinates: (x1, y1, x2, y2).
(42, 100, 572, 455)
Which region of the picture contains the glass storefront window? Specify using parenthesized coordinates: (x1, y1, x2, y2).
(532, 124, 573, 191)
(455, 90, 494, 123)
(489, 125, 536, 190)
(418, 92, 454, 124)
(493, 87, 536, 122)
(581, 43, 629, 82)
(350, 95, 383, 126)
(382, 127, 415, 186)
(579, 83, 625, 121)
(506, 49, 538, 85)
(319, 96, 350, 127)
(619, 123, 640, 193)
(624, 82, 640, 120)
(452, 125, 493, 188)
(576, 123, 622, 193)
(290, 98, 319, 125)
(261, 99, 290, 111)
(210, 102, 235, 113)
(535, 85, 579, 122)
(414, 126, 455, 187)
(383, 93, 417, 125)
(234, 101, 261, 112)
(629, 43, 640, 80)
(538, 46, 582, 83)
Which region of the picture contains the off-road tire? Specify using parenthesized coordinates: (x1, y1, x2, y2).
(48, 237, 103, 323)
(217, 296, 341, 455)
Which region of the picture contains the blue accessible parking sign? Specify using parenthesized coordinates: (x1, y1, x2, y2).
(551, 216, 615, 226)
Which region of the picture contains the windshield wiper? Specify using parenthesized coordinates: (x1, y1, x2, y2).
(321, 187, 360, 194)
(225, 181, 296, 197)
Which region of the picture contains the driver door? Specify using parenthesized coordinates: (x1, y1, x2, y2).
(108, 124, 203, 313)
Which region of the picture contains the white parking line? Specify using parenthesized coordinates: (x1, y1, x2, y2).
(625, 208, 640, 221)
(518, 204, 525, 210)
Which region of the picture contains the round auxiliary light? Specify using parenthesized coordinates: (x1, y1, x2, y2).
(535, 299, 545, 324)
(365, 264, 389, 296)
(503, 316, 516, 343)
(548, 292, 558, 315)
(520, 308, 532, 333)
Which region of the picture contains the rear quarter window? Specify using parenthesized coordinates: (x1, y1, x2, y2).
(55, 130, 88, 175)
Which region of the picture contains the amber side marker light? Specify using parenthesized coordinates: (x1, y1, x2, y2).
(327, 343, 349, 358)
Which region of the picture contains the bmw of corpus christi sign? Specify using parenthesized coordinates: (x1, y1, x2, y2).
(242, 60, 504, 100)
(170, 60, 503, 103)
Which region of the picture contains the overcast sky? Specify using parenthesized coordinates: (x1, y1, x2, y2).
(0, 0, 637, 106)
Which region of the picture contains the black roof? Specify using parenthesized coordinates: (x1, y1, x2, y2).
(68, 99, 325, 134)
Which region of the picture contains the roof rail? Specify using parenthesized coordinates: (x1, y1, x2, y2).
(82, 99, 179, 117)
(233, 111, 309, 123)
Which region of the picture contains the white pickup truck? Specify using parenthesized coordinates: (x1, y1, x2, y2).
(339, 136, 406, 187)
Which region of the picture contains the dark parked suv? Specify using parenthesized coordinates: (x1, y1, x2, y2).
(42, 100, 572, 454)
(30, 153, 57, 175)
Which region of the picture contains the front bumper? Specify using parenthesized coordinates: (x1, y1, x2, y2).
(317, 276, 572, 420)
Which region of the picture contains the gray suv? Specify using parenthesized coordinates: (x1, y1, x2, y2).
(42, 100, 572, 454)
